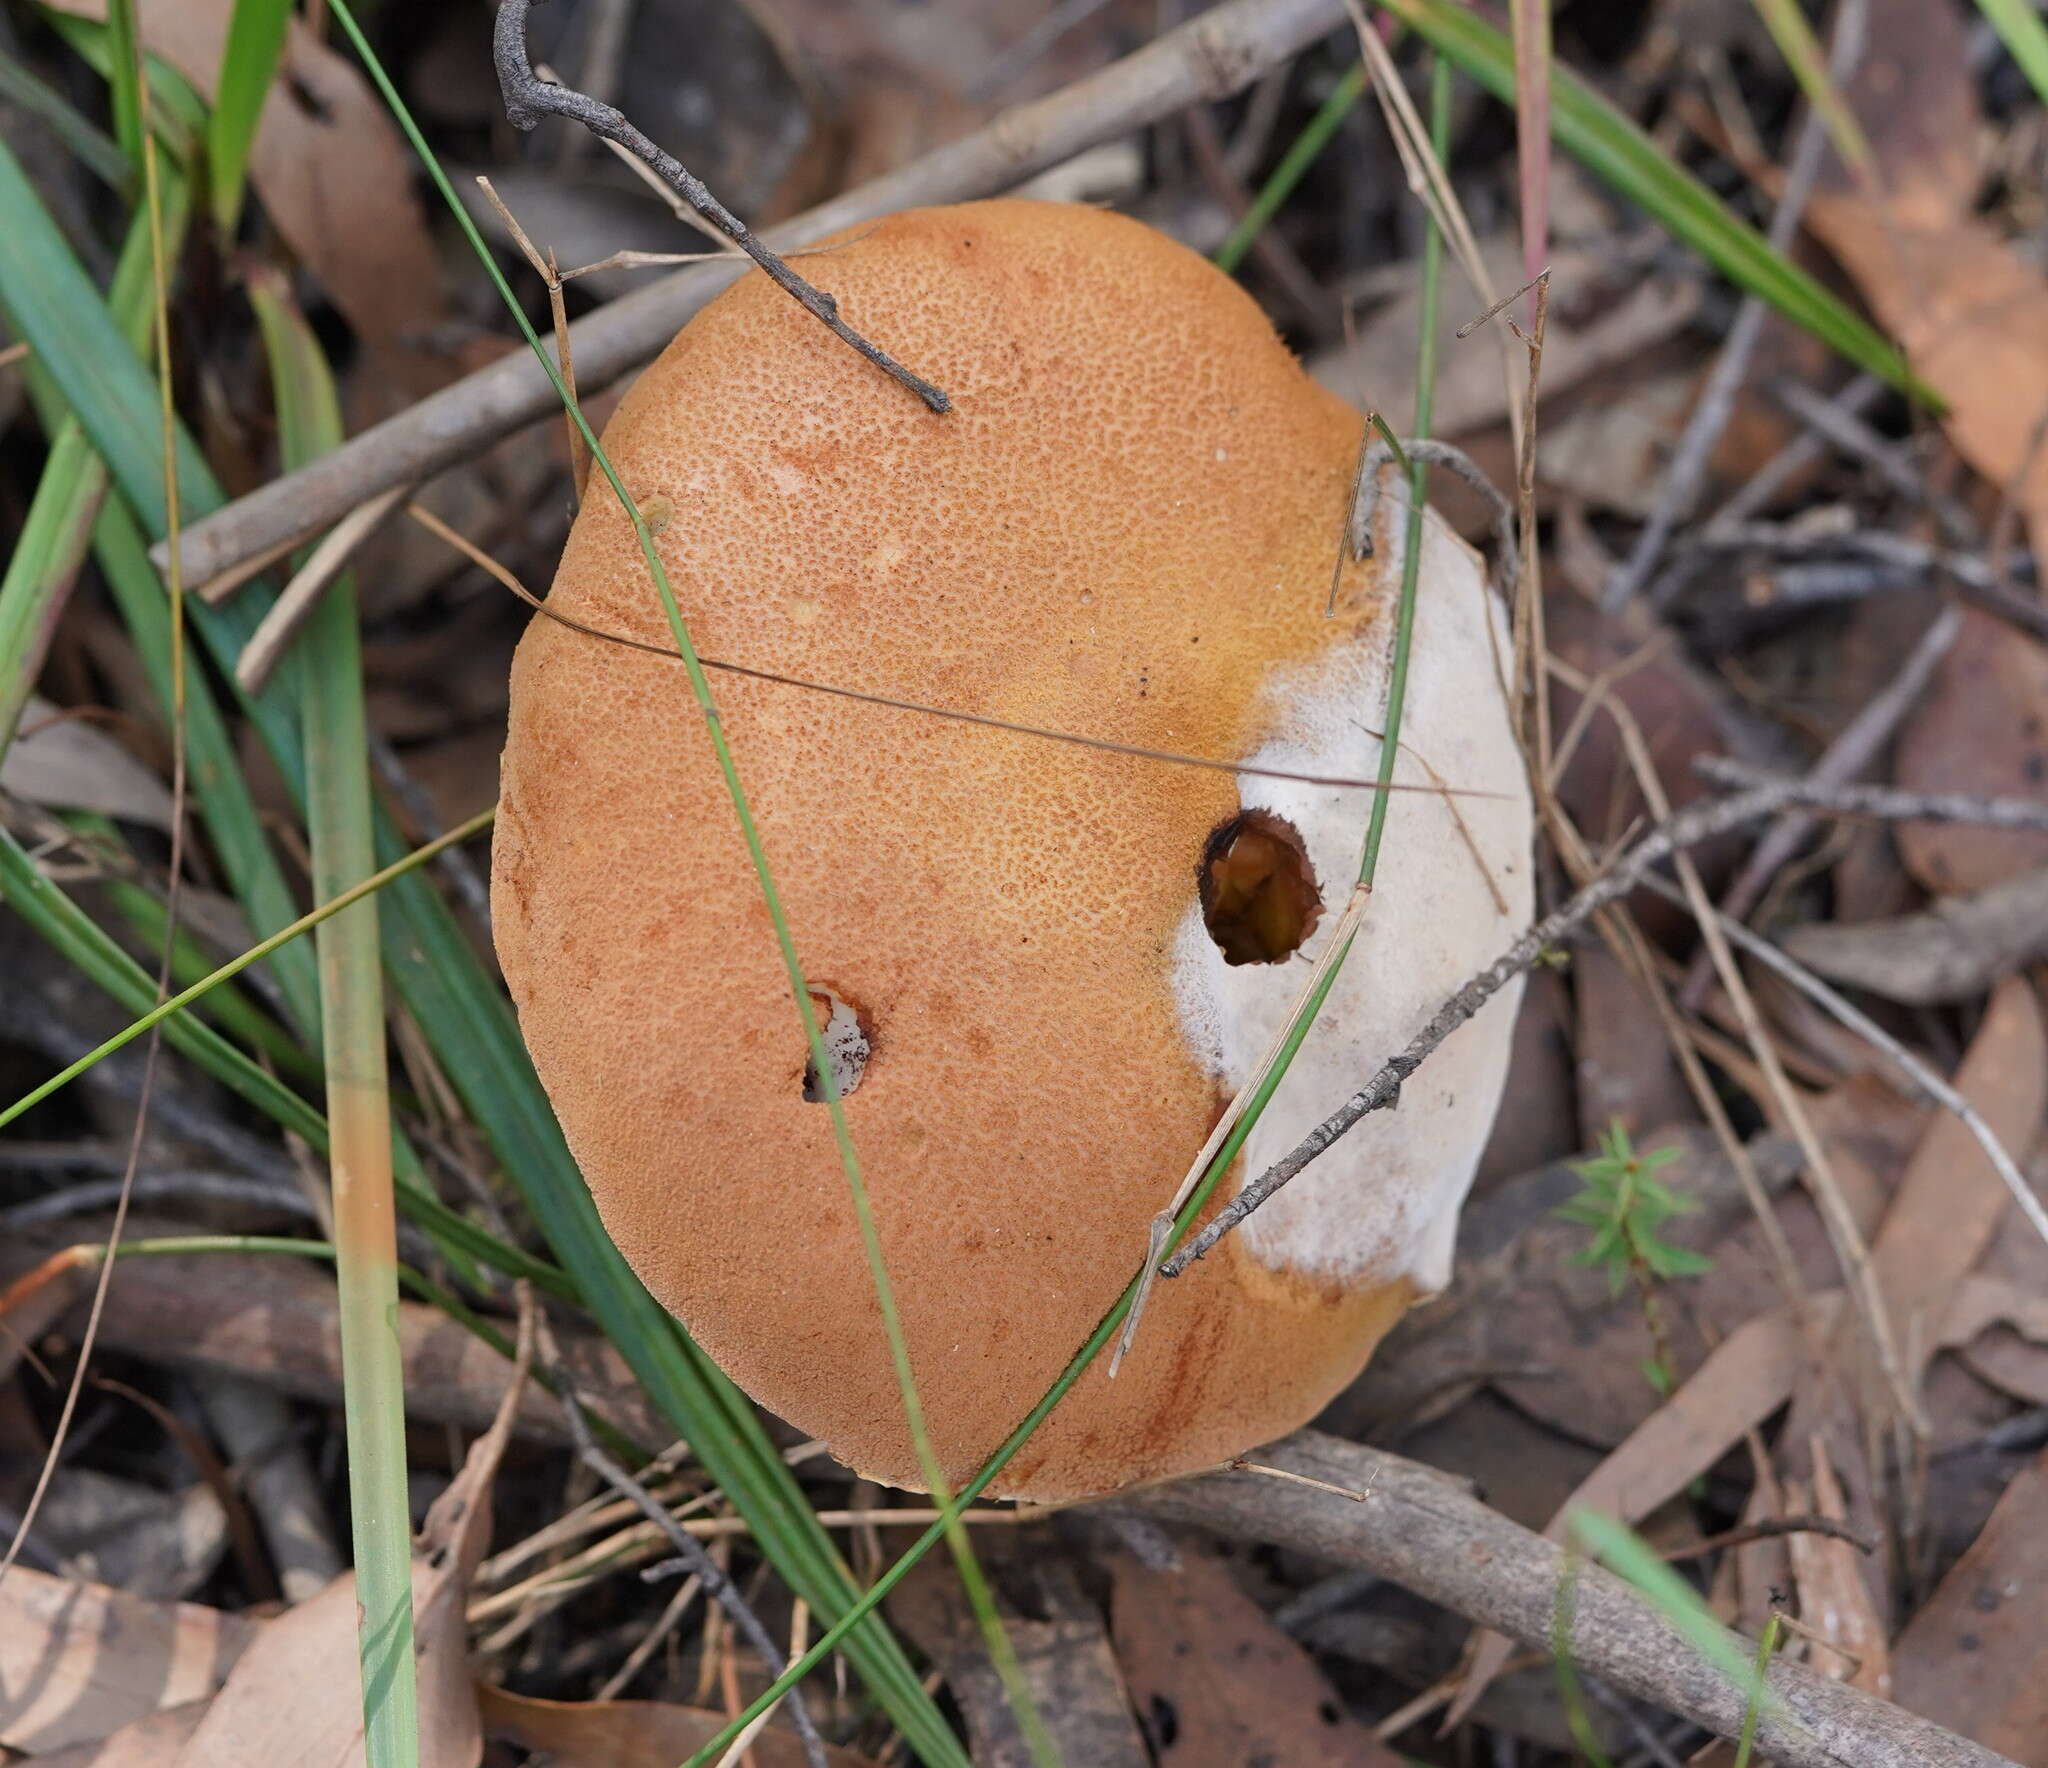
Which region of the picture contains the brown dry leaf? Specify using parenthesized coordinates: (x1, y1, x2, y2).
(477, 1685, 880, 1768)
(1892, 1444, 2048, 1759)
(43, 0, 446, 363)
(3, 697, 175, 829)
(1863, 974, 2048, 1392)
(889, 1551, 1147, 1768)
(1893, 609, 2048, 896)
(1798, 0, 2048, 563)
(0, 1568, 257, 1752)
(1782, 1440, 1889, 1695)
(28, 1700, 210, 1767)
(1107, 1546, 1404, 1767)
(166, 1307, 530, 1767)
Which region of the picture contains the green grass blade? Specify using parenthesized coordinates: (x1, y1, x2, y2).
(208, 0, 291, 232)
(0, 136, 213, 536)
(250, 272, 418, 1768)
(1214, 64, 1365, 274)
(105, 0, 144, 168)
(1373, 0, 1934, 405)
(1974, 0, 2048, 106)
(62, 813, 311, 1078)
(0, 50, 129, 191)
(43, 12, 206, 165)
(1746, 0, 1872, 175)
(0, 184, 181, 754)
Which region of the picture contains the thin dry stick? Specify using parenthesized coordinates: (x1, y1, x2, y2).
(492, 0, 945, 415)
(1600, 0, 1866, 610)
(1675, 599, 1960, 1011)
(473, 175, 590, 502)
(400, 499, 1479, 801)
(1343, 0, 1526, 461)
(528, 1309, 829, 1768)
(1349, 439, 1522, 598)
(166, 0, 1355, 587)
(1163, 772, 2048, 1272)
(1639, 870, 2048, 1255)
(232, 485, 410, 690)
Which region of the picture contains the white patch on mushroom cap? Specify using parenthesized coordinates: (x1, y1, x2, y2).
(1168, 504, 1534, 1291)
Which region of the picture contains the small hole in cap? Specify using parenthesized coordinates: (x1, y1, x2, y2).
(1199, 810, 1323, 965)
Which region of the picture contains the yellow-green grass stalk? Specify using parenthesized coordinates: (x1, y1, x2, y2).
(249, 270, 417, 1764)
(1746, 0, 1874, 179)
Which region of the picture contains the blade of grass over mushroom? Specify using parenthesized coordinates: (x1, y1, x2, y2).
(1974, 0, 2048, 105)
(1213, 63, 1365, 275)
(689, 59, 1462, 1768)
(344, 4, 1035, 1753)
(251, 273, 417, 1768)
(1370, 0, 1932, 403)
(207, 0, 291, 232)
(319, 8, 970, 1755)
(1122, 56, 1452, 1373)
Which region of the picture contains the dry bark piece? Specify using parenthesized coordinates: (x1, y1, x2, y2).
(493, 199, 1533, 1498)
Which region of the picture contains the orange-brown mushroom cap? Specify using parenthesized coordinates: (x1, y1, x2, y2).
(492, 199, 1531, 1500)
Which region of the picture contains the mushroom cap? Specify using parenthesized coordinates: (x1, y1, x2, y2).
(492, 199, 1533, 1500)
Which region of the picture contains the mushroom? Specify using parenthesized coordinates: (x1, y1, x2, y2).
(492, 199, 1533, 1501)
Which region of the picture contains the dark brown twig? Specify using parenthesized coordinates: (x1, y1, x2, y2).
(1662, 1512, 1878, 1562)
(1162, 770, 2048, 1273)
(492, 0, 947, 415)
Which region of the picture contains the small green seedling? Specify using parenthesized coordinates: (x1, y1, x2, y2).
(1556, 1121, 1711, 1392)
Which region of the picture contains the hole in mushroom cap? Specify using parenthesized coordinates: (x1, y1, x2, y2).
(1199, 809, 1323, 965)
(801, 987, 872, 1102)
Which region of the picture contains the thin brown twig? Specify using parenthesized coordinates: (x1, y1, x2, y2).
(493, 0, 946, 415)
(1163, 771, 2048, 1273)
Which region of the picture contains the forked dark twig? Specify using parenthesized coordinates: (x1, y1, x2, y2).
(491, 0, 949, 415)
